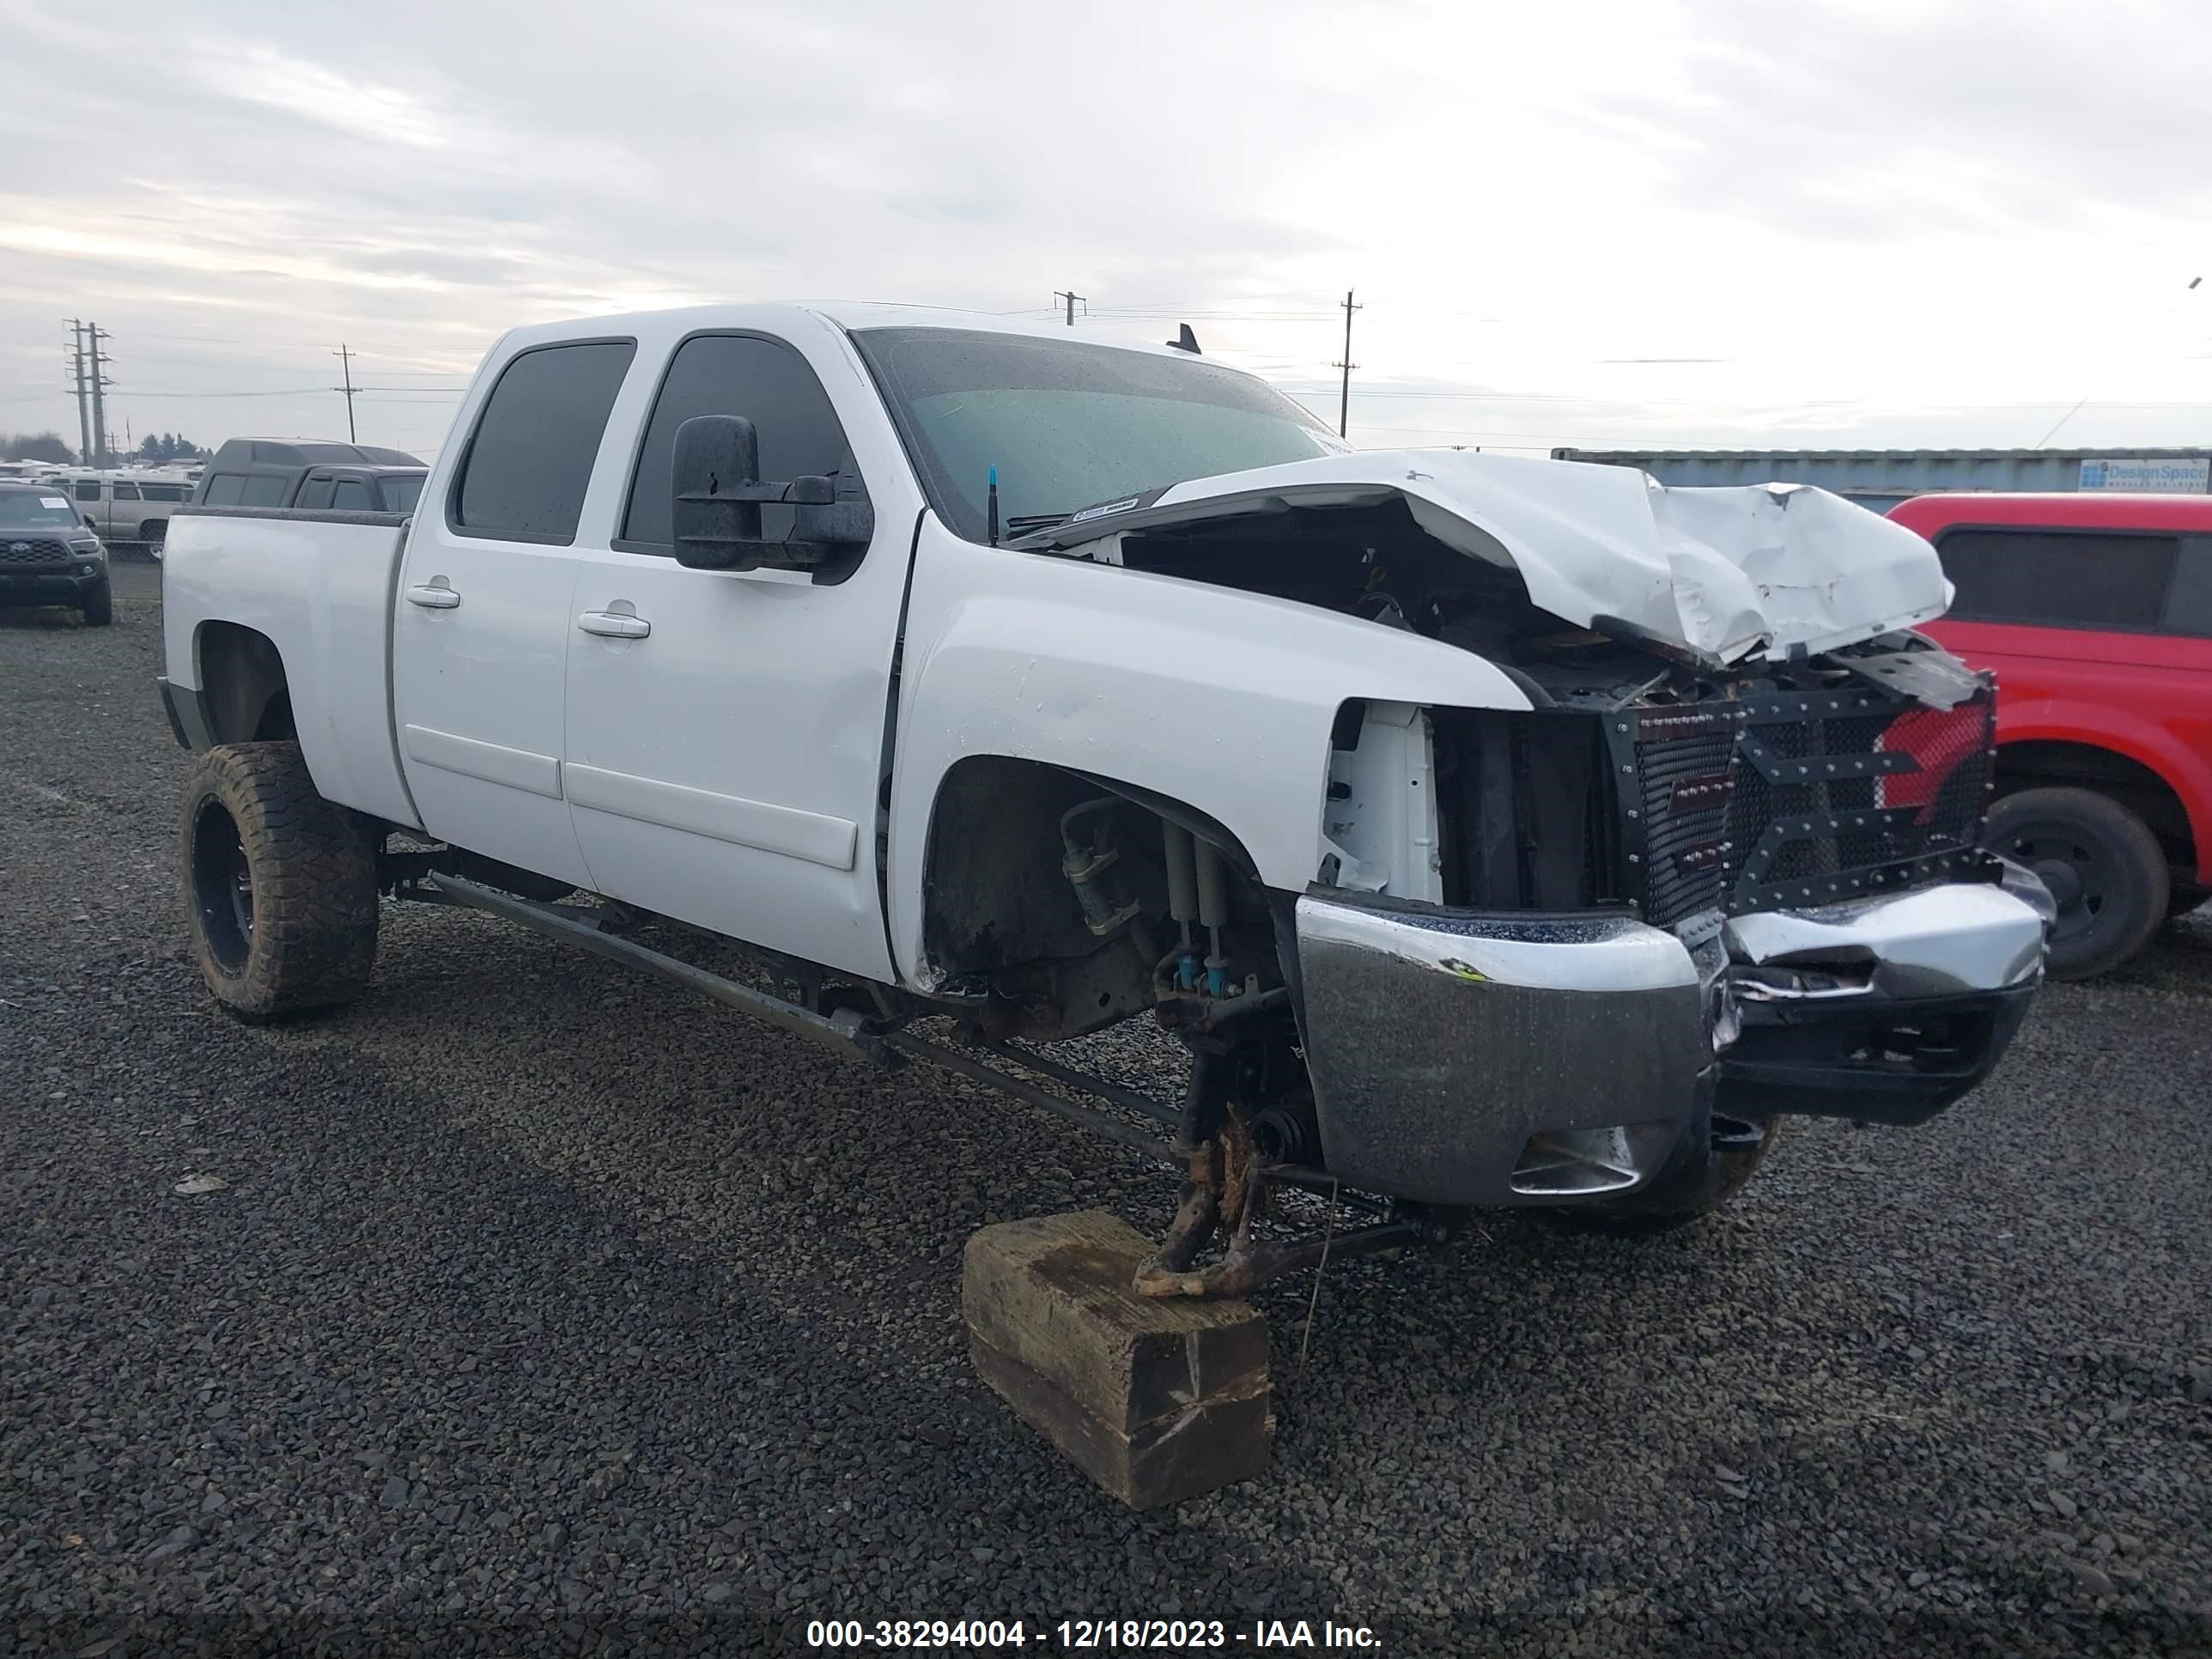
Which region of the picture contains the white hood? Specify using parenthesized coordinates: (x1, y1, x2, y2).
(1042, 451, 1950, 664)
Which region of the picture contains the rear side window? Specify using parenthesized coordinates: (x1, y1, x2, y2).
(453, 340, 635, 544)
(618, 333, 863, 551)
(381, 475, 424, 514)
(74, 480, 100, 501)
(141, 483, 187, 502)
(203, 474, 246, 506)
(1937, 528, 2179, 631)
(295, 476, 336, 510)
(240, 475, 289, 507)
(112, 481, 141, 501)
(331, 478, 373, 511)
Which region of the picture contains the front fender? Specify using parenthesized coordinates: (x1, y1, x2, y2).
(886, 521, 1530, 983)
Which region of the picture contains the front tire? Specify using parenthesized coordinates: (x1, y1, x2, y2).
(1984, 786, 2166, 979)
(181, 742, 379, 1022)
(79, 578, 112, 627)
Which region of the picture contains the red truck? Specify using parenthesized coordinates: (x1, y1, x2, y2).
(1890, 491, 2212, 976)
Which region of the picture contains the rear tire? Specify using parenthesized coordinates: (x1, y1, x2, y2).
(182, 742, 379, 1022)
(1984, 786, 2166, 979)
(1550, 1115, 1781, 1237)
(79, 579, 112, 627)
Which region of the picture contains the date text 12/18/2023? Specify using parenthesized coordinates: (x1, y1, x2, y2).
(804, 1619, 1384, 1649)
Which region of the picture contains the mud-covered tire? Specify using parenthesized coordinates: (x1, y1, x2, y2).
(181, 741, 379, 1022)
(1548, 1116, 1782, 1237)
(79, 579, 112, 627)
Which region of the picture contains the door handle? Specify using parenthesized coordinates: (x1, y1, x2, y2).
(578, 609, 652, 640)
(405, 580, 460, 610)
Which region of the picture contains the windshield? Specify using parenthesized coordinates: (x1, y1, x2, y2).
(380, 473, 425, 514)
(851, 326, 1340, 544)
(0, 490, 84, 531)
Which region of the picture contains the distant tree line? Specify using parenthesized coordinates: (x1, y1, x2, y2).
(136, 433, 210, 464)
(0, 431, 210, 465)
(2, 431, 75, 463)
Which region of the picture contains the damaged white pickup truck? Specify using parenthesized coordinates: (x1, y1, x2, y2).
(157, 305, 2050, 1294)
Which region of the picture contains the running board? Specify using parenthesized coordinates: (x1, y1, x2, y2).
(429, 874, 899, 1067)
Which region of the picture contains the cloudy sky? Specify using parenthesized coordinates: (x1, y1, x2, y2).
(3, 0, 2209, 462)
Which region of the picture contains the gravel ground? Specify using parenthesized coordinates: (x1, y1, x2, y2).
(3, 565, 2209, 1657)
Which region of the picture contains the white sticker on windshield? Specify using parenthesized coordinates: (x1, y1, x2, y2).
(40, 495, 69, 508)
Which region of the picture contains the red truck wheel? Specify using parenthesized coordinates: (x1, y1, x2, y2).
(1984, 786, 2167, 979)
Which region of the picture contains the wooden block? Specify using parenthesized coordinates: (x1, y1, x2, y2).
(963, 1209, 1271, 1509)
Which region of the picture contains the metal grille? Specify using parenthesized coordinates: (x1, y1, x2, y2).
(1632, 709, 1739, 927)
(1632, 684, 1996, 926)
(0, 538, 69, 565)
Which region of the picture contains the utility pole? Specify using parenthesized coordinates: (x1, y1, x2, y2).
(332, 343, 359, 443)
(66, 319, 93, 466)
(87, 323, 112, 468)
(1334, 289, 1361, 440)
(1053, 290, 1085, 326)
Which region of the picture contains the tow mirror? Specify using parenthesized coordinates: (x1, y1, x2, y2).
(671, 414, 874, 572)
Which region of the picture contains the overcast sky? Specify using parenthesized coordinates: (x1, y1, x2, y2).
(3, 0, 2210, 462)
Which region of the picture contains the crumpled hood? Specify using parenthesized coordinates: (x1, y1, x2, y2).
(1031, 450, 1951, 663)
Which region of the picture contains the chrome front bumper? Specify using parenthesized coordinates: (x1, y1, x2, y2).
(1295, 880, 2045, 1208)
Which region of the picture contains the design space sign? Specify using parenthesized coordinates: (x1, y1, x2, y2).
(2078, 457, 2209, 493)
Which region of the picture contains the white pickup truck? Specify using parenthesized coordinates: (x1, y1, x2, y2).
(158, 303, 2050, 1293)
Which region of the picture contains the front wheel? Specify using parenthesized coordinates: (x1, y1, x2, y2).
(79, 578, 112, 627)
(181, 741, 380, 1021)
(1984, 786, 2166, 979)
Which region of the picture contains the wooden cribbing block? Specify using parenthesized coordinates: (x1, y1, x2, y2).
(963, 1209, 1272, 1508)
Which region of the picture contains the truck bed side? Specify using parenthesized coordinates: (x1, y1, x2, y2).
(161, 504, 421, 830)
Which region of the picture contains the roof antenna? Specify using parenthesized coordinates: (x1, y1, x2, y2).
(987, 464, 1000, 545)
(1166, 324, 1200, 355)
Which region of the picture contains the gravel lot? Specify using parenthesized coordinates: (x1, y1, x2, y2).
(3, 565, 2209, 1657)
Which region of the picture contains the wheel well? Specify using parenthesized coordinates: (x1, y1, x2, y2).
(197, 622, 297, 744)
(1996, 740, 2195, 872)
(918, 757, 1270, 1040)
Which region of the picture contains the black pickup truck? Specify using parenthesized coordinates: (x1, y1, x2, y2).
(192, 438, 426, 514)
(0, 483, 111, 625)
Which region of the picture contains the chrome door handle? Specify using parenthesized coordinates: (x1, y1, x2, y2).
(404, 580, 460, 609)
(578, 610, 651, 640)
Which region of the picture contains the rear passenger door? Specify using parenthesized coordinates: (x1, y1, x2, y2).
(560, 329, 911, 978)
(392, 337, 637, 887)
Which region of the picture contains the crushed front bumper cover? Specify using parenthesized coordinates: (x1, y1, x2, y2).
(1294, 878, 2045, 1209)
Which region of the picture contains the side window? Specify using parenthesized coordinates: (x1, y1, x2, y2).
(240, 475, 289, 507)
(1937, 528, 2178, 631)
(74, 481, 101, 501)
(452, 340, 635, 544)
(2160, 538, 2212, 637)
(112, 481, 141, 501)
(618, 333, 864, 552)
(331, 478, 373, 511)
(203, 474, 246, 506)
(295, 476, 337, 510)
(142, 483, 187, 502)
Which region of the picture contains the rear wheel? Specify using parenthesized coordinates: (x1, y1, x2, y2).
(1551, 1115, 1781, 1237)
(1984, 786, 2166, 979)
(181, 741, 379, 1021)
(139, 520, 166, 559)
(79, 578, 112, 627)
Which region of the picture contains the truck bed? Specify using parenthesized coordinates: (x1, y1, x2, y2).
(161, 504, 421, 829)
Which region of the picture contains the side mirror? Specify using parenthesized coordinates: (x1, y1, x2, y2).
(671, 414, 874, 572)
